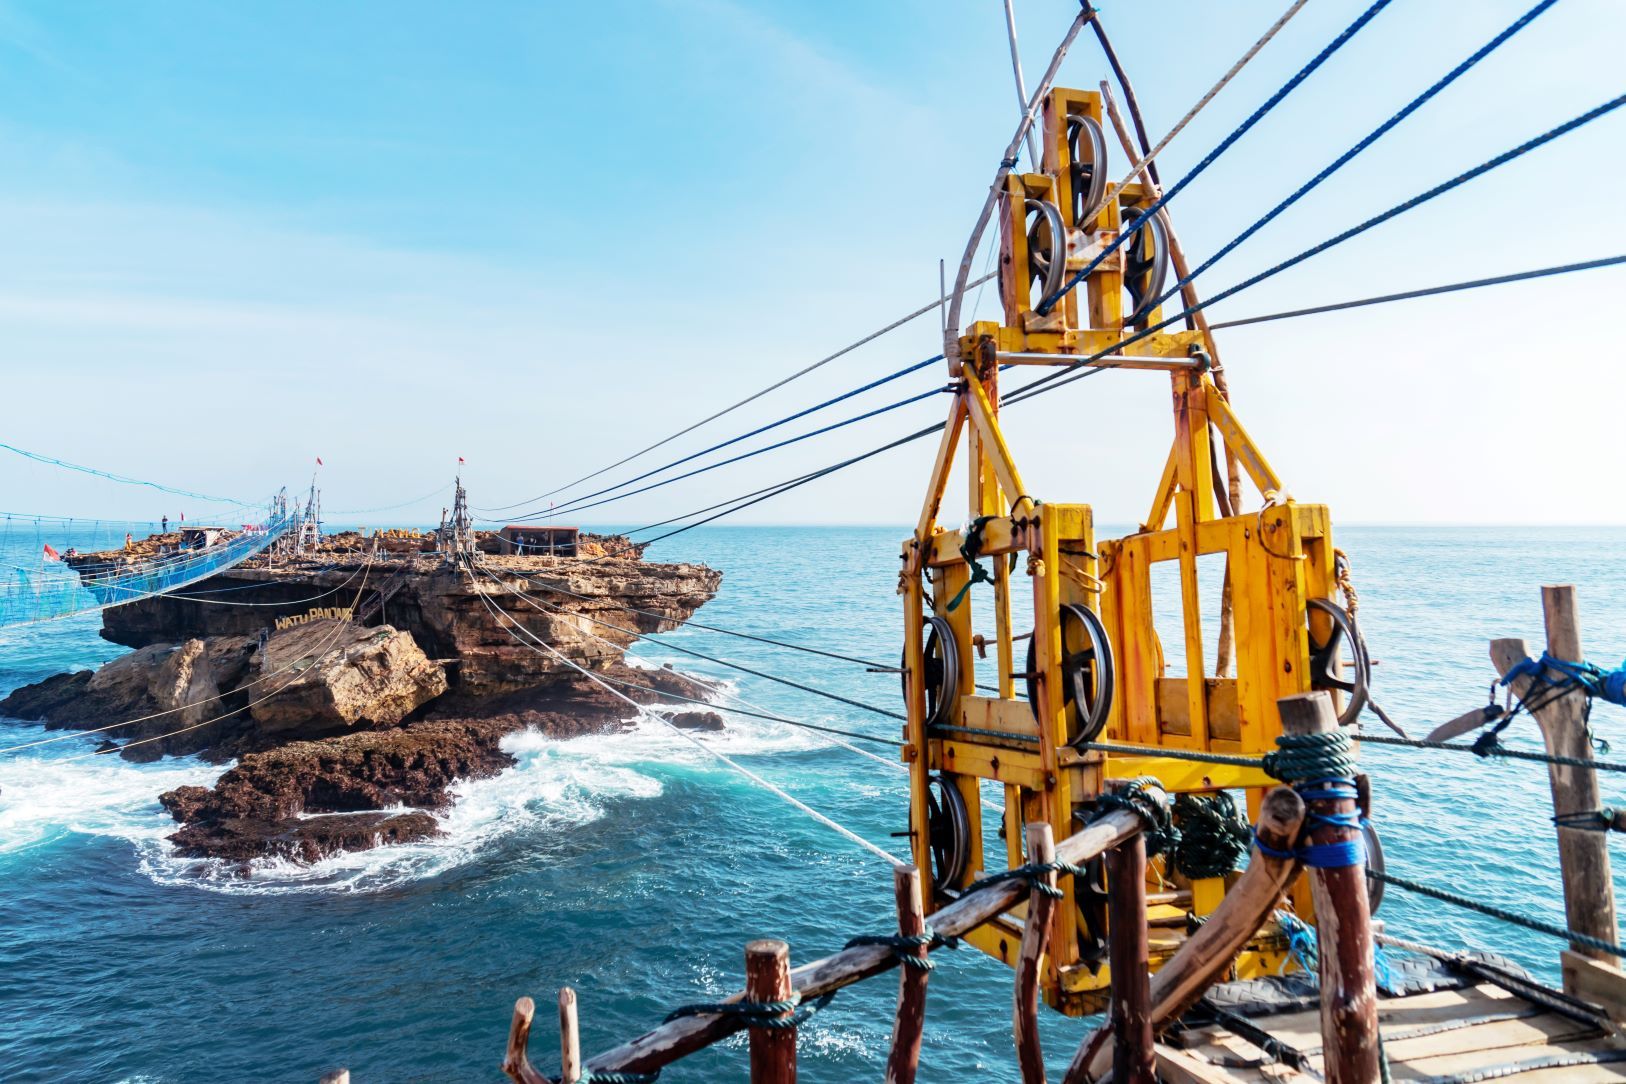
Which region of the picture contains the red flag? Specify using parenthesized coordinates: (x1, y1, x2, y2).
(458, 456, 465, 464)
(180, 511, 185, 522)
(42, 543, 60, 561)
(316, 457, 324, 467)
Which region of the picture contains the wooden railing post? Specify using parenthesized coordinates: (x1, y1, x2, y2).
(1106, 830, 1154, 1084)
(746, 939, 796, 1084)
(886, 864, 930, 1084)
(1493, 585, 1618, 967)
(1014, 822, 1058, 1083)
(318, 1072, 349, 1084)
(559, 987, 582, 1084)
(503, 996, 547, 1084)
(1279, 690, 1379, 1084)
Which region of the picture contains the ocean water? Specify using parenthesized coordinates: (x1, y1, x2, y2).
(2, 523, 1625, 1082)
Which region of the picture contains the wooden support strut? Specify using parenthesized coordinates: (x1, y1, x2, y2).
(1279, 690, 1380, 1084)
(503, 996, 547, 1084)
(1064, 786, 1307, 1083)
(1106, 829, 1155, 1084)
(559, 987, 582, 1084)
(1015, 822, 1059, 1083)
(1492, 585, 1620, 967)
(747, 939, 797, 1084)
(886, 865, 930, 1084)
(580, 809, 1149, 1079)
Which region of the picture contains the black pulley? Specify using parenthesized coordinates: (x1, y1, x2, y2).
(1074, 852, 1109, 970)
(1122, 207, 1171, 324)
(1306, 597, 1371, 726)
(1363, 819, 1385, 915)
(1065, 113, 1108, 227)
(1024, 603, 1115, 745)
(1025, 197, 1067, 309)
(924, 773, 970, 894)
(902, 615, 959, 729)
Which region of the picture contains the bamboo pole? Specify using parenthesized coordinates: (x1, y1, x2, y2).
(746, 939, 796, 1084)
(1492, 585, 1619, 966)
(581, 808, 1148, 1079)
(1064, 786, 1306, 1083)
(1279, 691, 1379, 1084)
(1106, 832, 1154, 1084)
(503, 996, 547, 1084)
(1014, 822, 1059, 1083)
(885, 865, 930, 1084)
(559, 988, 582, 1084)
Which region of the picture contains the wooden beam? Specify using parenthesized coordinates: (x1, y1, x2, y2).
(1492, 586, 1619, 967)
(1108, 831, 1156, 1084)
(747, 940, 796, 1084)
(559, 988, 582, 1084)
(580, 809, 1149, 1078)
(1279, 691, 1380, 1084)
(1063, 787, 1307, 1083)
(963, 369, 1033, 514)
(1015, 822, 1059, 1082)
(503, 996, 547, 1084)
(886, 866, 930, 1084)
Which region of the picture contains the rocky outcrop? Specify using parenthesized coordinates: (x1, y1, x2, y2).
(157, 662, 717, 864)
(248, 620, 447, 738)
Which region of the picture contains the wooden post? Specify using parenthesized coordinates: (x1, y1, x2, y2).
(746, 939, 796, 1084)
(503, 996, 548, 1084)
(1014, 822, 1058, 1083)
(886, 865, 930, 1084)
(1106, 831, 1154, 1084)
(318, 1072, 349, 1084)
(1491, 585, 1618, 966)
(1064, 786, 1307, 1084)
(1278, 691, 1379, 1084)
(559, 987, 582, 1084)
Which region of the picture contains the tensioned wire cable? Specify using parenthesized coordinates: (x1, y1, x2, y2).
(475, 564, 903, 766)
(327, 482, 454, 516)
(512, 384, 950, 524)
(0, 551, 380, 755)
(479, 357, 943, 521)
(472, 576, 905, 867)
(475, 560, 904, 724)
(1139, 0, 1563, 326)
(483, 274, 995, 513)
(1034, 0, 1397, 315)
(0, 441, 246, 503)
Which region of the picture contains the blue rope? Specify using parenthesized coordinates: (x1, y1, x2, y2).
(1149, 0, 1561, 317)
(529, 356, 943, 521)
(1035, 0, 1396, 315)
(1506, 650, 1626, 708)
(0, 441, 244, 503)
(1005, 90, 1626, 407)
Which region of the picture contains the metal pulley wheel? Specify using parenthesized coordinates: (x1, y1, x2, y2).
(1025, 197, 1068, 309)
(1363, 819, 1385, 915)
(902, 615, 959, 729)
(924, 773, 971, 894)
(1306, 597, 1371, 726)
(1024, 603, 1116, 744)
(1065, 113, 1109, 227)
(1121, 207, 1171, 324)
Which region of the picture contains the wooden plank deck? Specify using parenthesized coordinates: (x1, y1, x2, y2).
(1159, 982, 1626, 1082)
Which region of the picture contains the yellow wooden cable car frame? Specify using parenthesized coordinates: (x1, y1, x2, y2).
(899, 86, 1349, 1014)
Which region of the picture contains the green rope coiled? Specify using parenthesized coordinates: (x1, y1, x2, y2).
(1260, 730, 1358, 783)
(1172, 792, 1252, 880)
(1090, 777, 1181, 858)
(843, 927, 957, 971)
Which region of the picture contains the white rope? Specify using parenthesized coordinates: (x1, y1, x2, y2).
(0, 551, 379, 755)
(473, 577, 905, 868)
(481, 272, 993, 513)
(476, 563, 903, 773)
(1002, 0, 1042, 169)
(1111, 0, 1308, 192)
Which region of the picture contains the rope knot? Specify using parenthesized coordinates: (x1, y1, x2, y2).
(1261, 729, 1356, 783)
(663, 990, 834, 1030)
(844, 925, 958, 971)
(1088, 777, 1179, 857)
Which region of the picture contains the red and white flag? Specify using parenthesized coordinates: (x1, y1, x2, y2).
(42, 543, 60, 561)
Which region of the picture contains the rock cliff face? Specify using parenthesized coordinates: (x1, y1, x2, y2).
(0, 537, 724, 866)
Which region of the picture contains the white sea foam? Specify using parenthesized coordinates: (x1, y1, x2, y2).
(1, 691, 839, 895)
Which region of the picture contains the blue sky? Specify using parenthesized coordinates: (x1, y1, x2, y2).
(0, 0, 1621, 527)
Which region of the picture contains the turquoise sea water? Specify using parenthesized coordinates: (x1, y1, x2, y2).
(3, 524, 1625, 1081)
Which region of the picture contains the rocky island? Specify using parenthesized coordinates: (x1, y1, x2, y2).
(0, 528, 722, 866)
